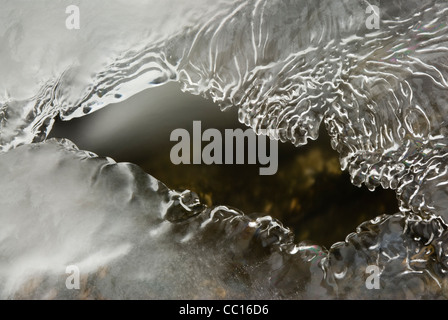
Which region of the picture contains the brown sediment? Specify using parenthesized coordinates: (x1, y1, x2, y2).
(141, 131, 398, 248)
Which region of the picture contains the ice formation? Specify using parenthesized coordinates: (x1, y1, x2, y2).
(1, 0, 448, 298)
(0, 139, 327, 299)
(2, 139, 447, 299)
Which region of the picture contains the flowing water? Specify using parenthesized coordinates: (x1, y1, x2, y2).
(1, 0, 448, 299)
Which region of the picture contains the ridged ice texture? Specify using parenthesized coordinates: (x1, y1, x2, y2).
(2, 0, 448, 298)
(1, 0, 448, 221)
(2, 139, 448, 299)
(323, 213, 448, 299)
(0, 139, 328, 299)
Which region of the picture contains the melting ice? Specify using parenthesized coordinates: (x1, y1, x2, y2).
(1, 0, 448, 299)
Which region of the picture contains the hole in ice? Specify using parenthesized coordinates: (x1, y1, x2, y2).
(49, 83, 399, 247)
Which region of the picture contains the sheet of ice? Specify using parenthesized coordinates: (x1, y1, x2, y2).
(0, 139, 327, 299)
(1, 0, 448, 221)
(0, 139, 446, 299)
(1, 0, 448, 299)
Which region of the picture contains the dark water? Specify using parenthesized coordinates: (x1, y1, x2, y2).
(3, 0, 447, 299)
(50, 83, 398, 247)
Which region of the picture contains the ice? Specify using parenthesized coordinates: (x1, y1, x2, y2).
(324, 213, 448, 299)
(0, 139, 328, 299)
(0, 139, 447, 299)
(1, 1, 448, 219)
(1, 0, 448, 299)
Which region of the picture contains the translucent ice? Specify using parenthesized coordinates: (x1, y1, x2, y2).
(1, 0, 448, 220)
(1, 0, 448, 299)
(0, 139, 447, 299)
(0, 139, 328, 299)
